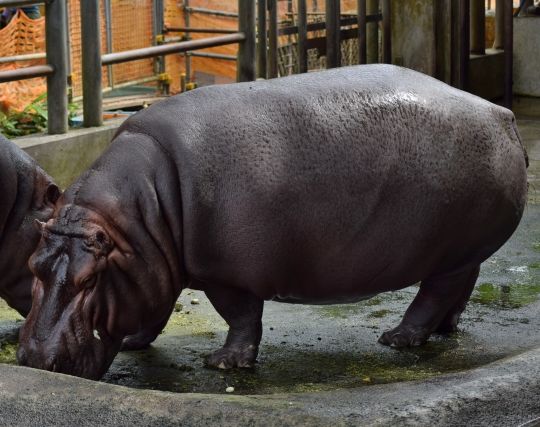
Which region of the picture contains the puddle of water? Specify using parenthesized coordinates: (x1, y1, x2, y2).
(471, 282, 540, 309)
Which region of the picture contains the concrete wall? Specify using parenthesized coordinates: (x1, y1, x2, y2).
(15, 119, 124, 189)
(391, 0, 437, 76)
(514, 17, 540, 97)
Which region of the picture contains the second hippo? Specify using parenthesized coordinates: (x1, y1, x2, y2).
(18, 65, 527, 379)
(0, 135, 60, 316)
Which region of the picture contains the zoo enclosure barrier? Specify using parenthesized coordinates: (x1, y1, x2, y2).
(0, 0, 67, 134)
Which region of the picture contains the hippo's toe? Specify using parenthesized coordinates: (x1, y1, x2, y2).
(205, 344, 258, 370)
(378, 324, 430, 348)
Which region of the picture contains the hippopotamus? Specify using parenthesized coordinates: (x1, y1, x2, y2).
(18, 64, 528, 380)
(0, 135, 60, 316)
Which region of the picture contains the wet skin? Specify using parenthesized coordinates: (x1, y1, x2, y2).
(17, 65, 528, 380)
(0, 135, 60, 317)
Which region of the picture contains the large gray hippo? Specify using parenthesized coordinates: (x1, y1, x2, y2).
(0, 135, 60, 316)
(18, 64, 528, 379)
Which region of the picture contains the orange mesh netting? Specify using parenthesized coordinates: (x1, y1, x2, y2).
(0, 10, 46, 112)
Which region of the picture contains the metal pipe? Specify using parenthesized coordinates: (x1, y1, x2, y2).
(458, 0, 470, 90)
(184, 0, 191, 83)
(45, 0, 68, 134)
(268, 0, 278, 78)
(189, 52, 237, 60)
(297, 0, 308, 73)
(80, 0, 103, 127)
(185, 6, 238, 18)
(257, 0, 267, 78)
(164, 27, 238, 34)
(367, 0, 379, 63)
(325, 0, 340, 69)
(358, 0, 367, 64)
(493, 0, 504, 49)
(382, 0, 391, 63)
(0, 64, 53, 83)
(279, 14, 380, 36)
(238, 0, 256, 82)
(102, 33, 246, 66)
(0, 53, 46, 63)
(0, 0, 45, 7)
(504, 0, 513, 108)
(104, 0, 114, 89)
(470, 0, 485, 54)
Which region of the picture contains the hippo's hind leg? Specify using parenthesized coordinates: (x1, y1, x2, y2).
(378, 264, 480, 347)
(203, 285, 264, 369)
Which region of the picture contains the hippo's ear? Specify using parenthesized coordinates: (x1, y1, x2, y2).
(44, 183, 61, 206)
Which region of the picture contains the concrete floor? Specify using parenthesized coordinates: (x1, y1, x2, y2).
(1, 105, 540, 426)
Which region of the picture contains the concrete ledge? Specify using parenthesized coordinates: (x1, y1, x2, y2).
(14, 119, 125, 189)
(1, 346, 540, 426)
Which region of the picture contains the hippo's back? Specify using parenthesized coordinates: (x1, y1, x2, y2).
(120, 64, 528, 302)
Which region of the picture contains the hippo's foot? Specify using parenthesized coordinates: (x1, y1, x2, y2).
(120, 317, 170, 351)
(378, 324, 430, 348)
(205, 344, 258, 369)
(120, 334, 156, 351)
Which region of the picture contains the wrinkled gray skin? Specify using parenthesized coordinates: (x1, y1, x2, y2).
(19, 65, 528, 379)
(0, 135, 60, 316)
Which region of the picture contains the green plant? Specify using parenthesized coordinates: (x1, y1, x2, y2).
(0, 93, 48, 137)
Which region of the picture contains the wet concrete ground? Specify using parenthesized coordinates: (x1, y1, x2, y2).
(0, 109, 540, 425)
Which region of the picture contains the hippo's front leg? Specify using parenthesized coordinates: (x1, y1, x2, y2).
(202, 285, 264, 369)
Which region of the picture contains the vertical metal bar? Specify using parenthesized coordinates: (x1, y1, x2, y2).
(358, 0, 367, 64)
(381, 0, 391, 64)
(268, 0, 278, 78)
(325, 0, 340, 68)
(297, 0, 308, 73)
(257, 0, 267, 78)
(104, 0, 114, 89)
(493, 0, 504, 49)
(45, 0, 68, 134)
(238, 0, 256, 82)
(470, 0, 485, 54)
(366, 0, 378, 63)
(184, 0, 191, 83)
(504, 0, 513, 109)
(80, 0, 102, 127)
(459, 0, 470, 90)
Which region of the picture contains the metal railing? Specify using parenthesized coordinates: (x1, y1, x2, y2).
(261, 0, 391, 79)
(0, 0, 68, 134)
(80, 0, 255, 127)
(457, 0, 513, 108)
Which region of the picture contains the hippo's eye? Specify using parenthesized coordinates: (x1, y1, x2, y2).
(80, 275, 96, 289)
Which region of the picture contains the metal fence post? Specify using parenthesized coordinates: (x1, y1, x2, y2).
(45, 0, 68, 134)
(358, 0, 367, 64)
(81, 0, 103, 127)
(470, 0, 485, 54)
(297, 0, 307, 73)
(366, 0, 379, 63)
(238, 0, 256, 82)
(381, 0, 391, 64)
(267, 0, 278, 78)
(326, 0, 340, 68)
(257, 0, 267, 78)
(504, 0, 513, 109)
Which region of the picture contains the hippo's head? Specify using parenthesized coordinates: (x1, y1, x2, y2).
(18, 203, 176, 379)
(0, 136, 61, 316)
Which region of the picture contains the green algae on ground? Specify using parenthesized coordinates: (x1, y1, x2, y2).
(0, 342, 18, 364)
(368, 309, 392, 319)
(471, 282, 540, 309)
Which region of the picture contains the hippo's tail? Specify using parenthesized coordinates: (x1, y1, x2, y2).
(492, 105, 529, 168)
